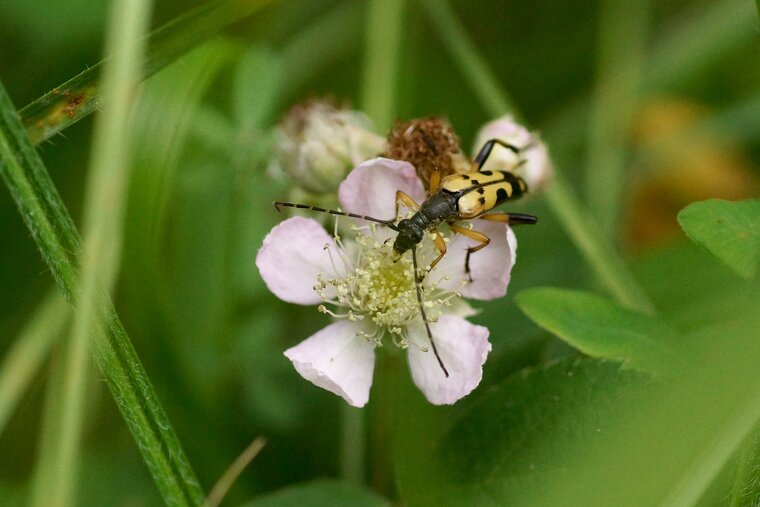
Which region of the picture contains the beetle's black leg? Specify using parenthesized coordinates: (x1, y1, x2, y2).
(449, 224, 491, 282)
(478, 211, 537, 225)
(471, 138, 523, 172)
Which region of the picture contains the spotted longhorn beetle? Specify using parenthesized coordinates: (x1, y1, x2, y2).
(274, 138, 537, 377)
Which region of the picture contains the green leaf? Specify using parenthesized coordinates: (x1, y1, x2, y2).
(678, 199, 760, 280)
(515, 287, 684, 375)
(398, 328, 760, 507)
(393, 358, 650, 506)
(241, 480, 390, 507)
(729, 425, 760, 507)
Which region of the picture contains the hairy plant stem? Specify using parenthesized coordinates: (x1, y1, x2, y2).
(19, 0, 275, 145)
(0, 77, 204, 507)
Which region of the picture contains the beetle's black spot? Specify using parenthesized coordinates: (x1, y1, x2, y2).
(477, 187, 485, 194)
(496, 187, 508, 202)
(480, 170, 493, 176)
(478, 197, 486, 205)
(471, 179, 480, 185)
(461, 174, 470, 180)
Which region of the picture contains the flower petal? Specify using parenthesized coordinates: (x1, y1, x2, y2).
(256, 216, 345, 305)
(473, 115, 554, 194)
(338, 157, 426, 221)
(284, 321, 376, 407)
(406, 316, 491, 405)
(432, 221, 517, 300)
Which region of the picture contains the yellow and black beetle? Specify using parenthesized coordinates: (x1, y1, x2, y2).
(274, 138, 537, 377)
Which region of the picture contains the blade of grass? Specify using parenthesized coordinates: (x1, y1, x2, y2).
(29, 344, 68, 507)
(45, 0, 153, 505)
(0, 73, 204, 507)
(280, 1, 363, 102)
(585, 0, 649, 238)
(361, 0, 406, 132)
(418, 0, 518, 119)
(19, 0, 275, 145)
(645, 0, 757, 91)
(206, 437, 267, 507)
(418, 0, 654, 314)
(0, 292, 68, 438)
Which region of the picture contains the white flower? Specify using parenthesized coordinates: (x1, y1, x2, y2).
(473, 115, 554, 194)
(271, 101, 385, 194)
(256, 159, 519, 407)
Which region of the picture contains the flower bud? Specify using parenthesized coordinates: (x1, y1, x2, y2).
(271, 101, 385, 194)
(473, 116, 554, 194)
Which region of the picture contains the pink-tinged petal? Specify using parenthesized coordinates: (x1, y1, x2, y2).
(338, 158, 426, 221)
(406, 316, 491, 405)
(256, 216, 345, 305)
(284, 321, 376, 407)
(432, 221, 517, 300)
(473, 116, 554, 194)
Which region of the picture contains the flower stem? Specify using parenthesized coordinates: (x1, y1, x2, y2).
(543, 176, 655, 313)
(340, 405, 366, 485)
(0, 292, 68, 439)
(341, 0, 408, 487)
(419, 0, 655, 314)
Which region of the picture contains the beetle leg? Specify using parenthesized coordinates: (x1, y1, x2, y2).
(426, 229, 447, 272)
(449, 224, 490, 282)
(429, 168, 442, 194)
(477, 211, 537, 225)
(471, 138, 523, 172)
(395, 190, 421, 219)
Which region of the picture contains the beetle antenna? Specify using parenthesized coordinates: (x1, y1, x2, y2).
(273, 201, 399, 231)
(412, 248, 449, 378)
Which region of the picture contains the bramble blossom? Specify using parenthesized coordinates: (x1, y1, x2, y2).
(256, 158, 518, 407)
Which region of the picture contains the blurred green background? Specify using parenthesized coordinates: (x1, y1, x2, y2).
(0, 0, 759, 505)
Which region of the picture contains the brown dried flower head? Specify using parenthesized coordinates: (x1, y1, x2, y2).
(383, 116, 470, 192)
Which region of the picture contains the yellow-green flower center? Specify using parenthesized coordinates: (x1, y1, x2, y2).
(315, 229, 460, 348)
(353, 237, 418, 331)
